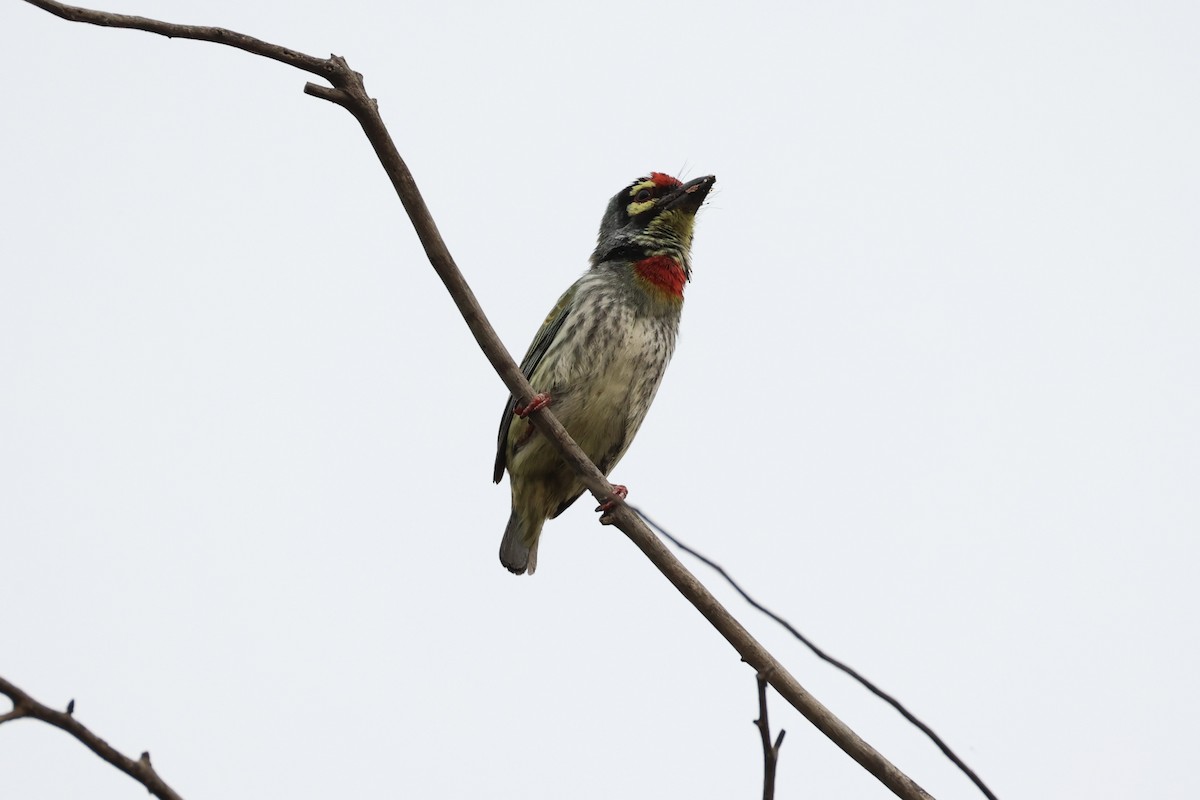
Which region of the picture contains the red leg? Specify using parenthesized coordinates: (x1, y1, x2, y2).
(595, 484, 629, 524)
(514, 392, 552, 418)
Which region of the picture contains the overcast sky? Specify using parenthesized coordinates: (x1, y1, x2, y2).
(2, 1, 1198, 798)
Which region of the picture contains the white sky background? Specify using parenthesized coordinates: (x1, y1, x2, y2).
(2, 1, 1197, 797)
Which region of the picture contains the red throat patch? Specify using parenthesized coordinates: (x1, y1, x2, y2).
(634, 256, 687, 298)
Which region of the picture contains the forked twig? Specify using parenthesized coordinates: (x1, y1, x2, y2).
(754, 673, 787, 800)
(0, 677, 184, 800)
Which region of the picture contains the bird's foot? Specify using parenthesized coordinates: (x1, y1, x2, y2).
(595, 484, 629, 524)
(514, 392, 552, 418)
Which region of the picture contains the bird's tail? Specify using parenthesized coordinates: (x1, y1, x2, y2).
(499, 510, 543, 575)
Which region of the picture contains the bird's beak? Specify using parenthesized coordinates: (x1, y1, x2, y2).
(664, 175, 716, 213)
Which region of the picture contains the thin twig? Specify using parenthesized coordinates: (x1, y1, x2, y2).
(20, 3, 936, 798)
(754, 673, 786, 800)
(22, 0, 334, 75)
(0, 677, 185, 800)
(636, 507, 999, 800)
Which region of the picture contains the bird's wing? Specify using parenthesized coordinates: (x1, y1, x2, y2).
(493, 284, 578, 483)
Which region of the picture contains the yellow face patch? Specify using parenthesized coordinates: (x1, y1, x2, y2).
(625, 178, 659, 216)
(628, 179, 656, 198)
(626, 199, 656, 216)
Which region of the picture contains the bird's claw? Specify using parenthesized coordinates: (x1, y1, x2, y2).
(514, 392, 552, 418)
(596, 484, 629, 524)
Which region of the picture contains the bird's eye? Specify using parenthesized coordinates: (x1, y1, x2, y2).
(635, 188, 653, 202)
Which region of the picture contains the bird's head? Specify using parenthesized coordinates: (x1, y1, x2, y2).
(591, 172, 716, 274)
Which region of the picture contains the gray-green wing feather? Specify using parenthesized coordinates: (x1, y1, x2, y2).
(548, 438, 627, 518)
(492, 285, 578, 483)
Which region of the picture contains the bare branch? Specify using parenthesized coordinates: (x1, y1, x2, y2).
(754, 673, 786, 800)
(0, 677, 185, 800)
(20, 3, 936, 798)
(22, 0, 334, 76)
(639, 507, 999, 800)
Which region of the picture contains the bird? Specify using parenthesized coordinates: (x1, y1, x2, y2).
(493, 171, 716, 575)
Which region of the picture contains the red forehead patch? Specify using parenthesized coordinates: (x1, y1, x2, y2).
(649, 172, 683, 189)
